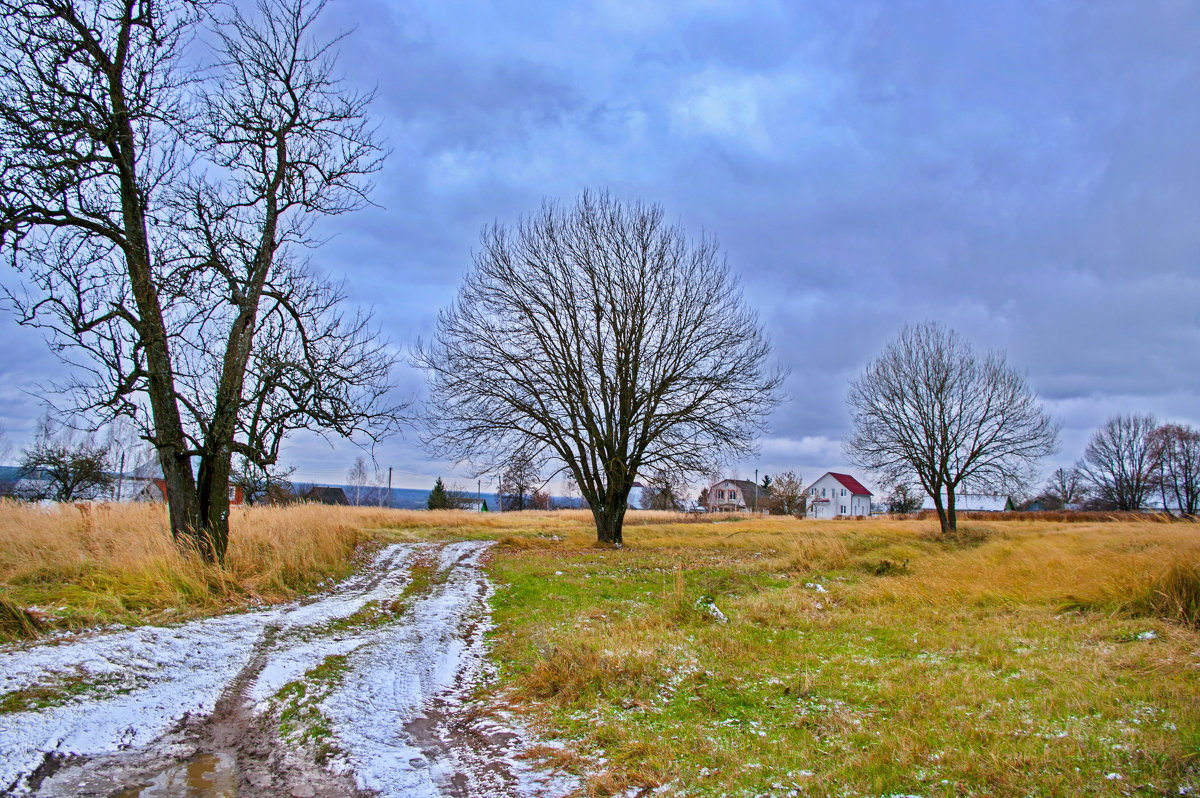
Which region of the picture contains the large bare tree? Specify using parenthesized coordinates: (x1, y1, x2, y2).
(0, 0, 401, 561)
(1076, 414, 1159, 511)
(415, 191, 782, 545)
(845, 322, 1059, 535)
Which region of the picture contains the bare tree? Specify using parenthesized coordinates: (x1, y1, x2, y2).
(0, 0, 401, 562)
(883, 482, 922, 515)
(1040, 466, 1083, 510)
(845, 323, 1059, 535)
(641, 469, 686, 511)
(346, 455, 371, 506)
(1077, 414, 1159, 511)
(769, 469, 806, 516)
(416, 192, 783, 545)
(19, 418, 115, 502)
(1149, 423, 1200, 517)
(498, 452, 542, 512)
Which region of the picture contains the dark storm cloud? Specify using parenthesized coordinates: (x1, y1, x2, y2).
(4, 0, 1197, 495)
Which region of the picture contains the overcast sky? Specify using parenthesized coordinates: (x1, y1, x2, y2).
(2, 0, 1197, 495)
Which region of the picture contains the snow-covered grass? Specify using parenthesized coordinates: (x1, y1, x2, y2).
(485, 515, 1200, 797)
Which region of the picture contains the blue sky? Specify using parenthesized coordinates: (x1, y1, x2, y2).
(2, 0, 1198, 495)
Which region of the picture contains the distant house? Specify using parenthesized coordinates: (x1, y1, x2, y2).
(127, 460, 244, 505)
(707, 478, 768, 513)
(920, 493, 1016, 512)
(806, 472, 873, 519)
(459, 497, 486, 513)
(304, 486, 349, 506)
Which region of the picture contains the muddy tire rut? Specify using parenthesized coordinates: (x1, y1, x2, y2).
(0, 541, 575, 798)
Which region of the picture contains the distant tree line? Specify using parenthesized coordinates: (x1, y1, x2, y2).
(1029, 415, 1199, 515)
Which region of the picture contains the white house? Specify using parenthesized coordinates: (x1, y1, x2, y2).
(707, 478, 768, 513)
(806, 472, 873, 519)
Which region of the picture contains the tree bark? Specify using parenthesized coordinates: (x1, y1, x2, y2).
(930, 491, 950, 536)
(592, 504, 627, 546)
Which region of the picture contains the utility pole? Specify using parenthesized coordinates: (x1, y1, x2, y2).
(117, 452, 126, 502)
(386, 467, 392, 509)
(754, 468, 758, 514)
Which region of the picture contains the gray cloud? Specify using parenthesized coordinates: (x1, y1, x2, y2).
(3, 0, 1197, 497)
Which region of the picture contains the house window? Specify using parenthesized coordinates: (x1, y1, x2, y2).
(841, 504, 847, 514)
(718, 490, 725, 500)
(822, 488, 826, 497)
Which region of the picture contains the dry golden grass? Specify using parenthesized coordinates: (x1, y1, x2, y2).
(0, 500, 384, 638)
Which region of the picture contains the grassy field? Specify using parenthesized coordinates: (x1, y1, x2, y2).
(1, 503, 1197, 796)
(484, 514, 1200, 797)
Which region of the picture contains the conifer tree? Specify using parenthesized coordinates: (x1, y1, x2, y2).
(428, 477, 451, 509)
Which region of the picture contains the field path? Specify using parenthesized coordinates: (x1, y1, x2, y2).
(0, 541, 574, 798)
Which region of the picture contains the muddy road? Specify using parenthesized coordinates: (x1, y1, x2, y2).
(0, 541, 574, 798)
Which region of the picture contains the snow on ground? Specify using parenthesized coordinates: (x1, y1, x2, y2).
(323, 540, 493, 795)
(1, 541, 576, 797)
(323, 540, 579, 798)
(0, 610, 269, 792)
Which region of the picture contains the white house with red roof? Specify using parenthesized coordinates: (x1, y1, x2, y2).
(805, 472, 873, 519)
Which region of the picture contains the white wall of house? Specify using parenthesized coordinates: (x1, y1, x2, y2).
(806, 473, 872, 519)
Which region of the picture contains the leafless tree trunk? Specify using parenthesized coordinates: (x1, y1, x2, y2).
(0, 0, 401, 562)
(415, 191, 783, 545)
(346, 456, 371, 507)
(845, 322, 1059, 535)
(498, 453, 542, 512)
(1077, 414, 1159, 511)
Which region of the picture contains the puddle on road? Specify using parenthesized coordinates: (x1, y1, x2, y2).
(113, 752, 237, 798)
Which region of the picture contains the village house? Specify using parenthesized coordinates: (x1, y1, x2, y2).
(129, 460, 244, 506)
(707, 478, 768, 513)
(806, 472, 873, 519)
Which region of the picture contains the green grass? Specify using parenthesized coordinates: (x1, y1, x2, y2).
(275, 654, 352, 764)
(484, 517, 1200, 797)
(0, 669, 135, 714)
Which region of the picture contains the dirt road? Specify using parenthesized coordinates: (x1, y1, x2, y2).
(0, 541, 574, 797)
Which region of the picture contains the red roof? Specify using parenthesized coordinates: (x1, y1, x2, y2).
(829, 473, 872, 496)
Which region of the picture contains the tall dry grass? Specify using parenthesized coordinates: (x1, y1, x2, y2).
(0, 501, 378, 640)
